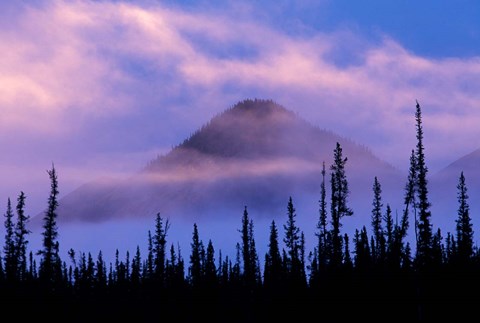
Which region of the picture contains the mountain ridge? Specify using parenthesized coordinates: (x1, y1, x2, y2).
(430, 147, 480, 233)
(45, 99, 404, 224)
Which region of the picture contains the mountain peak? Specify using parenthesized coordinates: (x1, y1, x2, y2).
(158, 98, 306, 161)
(225, 98, 292, 118)
(57, 99, 403, 223)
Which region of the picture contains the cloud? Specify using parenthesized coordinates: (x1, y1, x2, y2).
(0, 1, 134, 134)
(1, 0, 480, 185)
(139, 156, 321, 184)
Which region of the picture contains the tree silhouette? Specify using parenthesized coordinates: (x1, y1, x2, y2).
(384, 204, 393, 253)
(316, 161, 329, 272)
(371, 177, 384, 263)
(38, 164, 61, 286)
(414, 101, 433, 268)
(95, 250, 107, 289)
(455, 171, 473, 264)
(131, 246, 142, 286)
(283, 197, 306, 287)
(204, 240, 217, 287)
(166, 243, 185, 288)
(3, 198, 16, 282)
(15, 191, 30, 281)
(354, 226, 371, 272)
(218, 251, 229, 287)
(240, 206, 259, 288)
(330, 142, 353, 268)
(264, 220, 283, 289)
(146, 230, 154, 280)
(153, 213, 170, 285)
(189, 223, 204, 288)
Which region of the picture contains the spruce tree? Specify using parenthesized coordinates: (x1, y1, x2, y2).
(77, 252, 87, 290)
(230, 242, 242, 285)
(189, 223, 204, 288)
(238, 206, 260, 288)
(96, 251, 106, 289)
(353, 226, 371, 272)
(167, 243, 185, 287)
(283, 197, 305, 287)
(38, 164, 61, 285)
(3, 198, 16, 282)
(204, 240, 217, 287)
(384, 204, 398, 269)
(384, 204, 393, 252)
(455, 172, 473, 264)
(299, 232, 306, 281)
(264, 220, 282, 288)
(166, 244, 176, 286)
(284, 197, 300, 269)
(405, 150, 417, 233)
(86, 252, 95, 290)
(153, 213, 170, 285)
(175, 243, 185, 287)
(330, 143, 353, 267)
(371, 177, 384, 262)
(15, 191, 30, 281)
(125, 251, 130, 281)
(316, 161, 329, 272)
(131, 246, 142, 286)
(218, 251, 229, 287)
(414, 101, 433, 268)
(114, 249, 120, 283)
(248, 219, 261, 285)
(146, 230, 154, 280)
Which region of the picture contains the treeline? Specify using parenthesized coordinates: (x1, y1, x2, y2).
(1, 102, 479, 321)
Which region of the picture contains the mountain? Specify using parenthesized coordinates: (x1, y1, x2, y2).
(430, 148, 480, 232)
(51, 99, 405, 224)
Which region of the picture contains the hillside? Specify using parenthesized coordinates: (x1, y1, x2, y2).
(430, 148, 480, 233)
(52, 99, 404, 223)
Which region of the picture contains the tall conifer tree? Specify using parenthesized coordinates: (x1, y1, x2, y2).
(317, 161, 329, 271)
(189, 223, 203, 288)
(414, 101, 433, 268)
(15, 191, 30, 281)
(38, 164, 61, 285)
(3, 198, 16, 282)
(264, 220, 282, 288)
(153, 213, 170, 285)
(240, 206, 256, 287)
(283, 197, 305, 286)
(330, 143, 353, 267)
(371, 177, 384, 262)
(455, 171, 473, 264)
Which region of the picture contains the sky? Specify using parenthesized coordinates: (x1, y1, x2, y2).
(1, 0, 480, 231)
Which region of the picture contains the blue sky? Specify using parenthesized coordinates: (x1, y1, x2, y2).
(1, 0, 480, 218)
(161, 0, 480, 58)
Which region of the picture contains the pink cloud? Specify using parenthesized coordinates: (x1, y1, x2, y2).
(0, 1, 134, 134)
(139, 156, 321, 185)
(1, 0, 479, 180)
